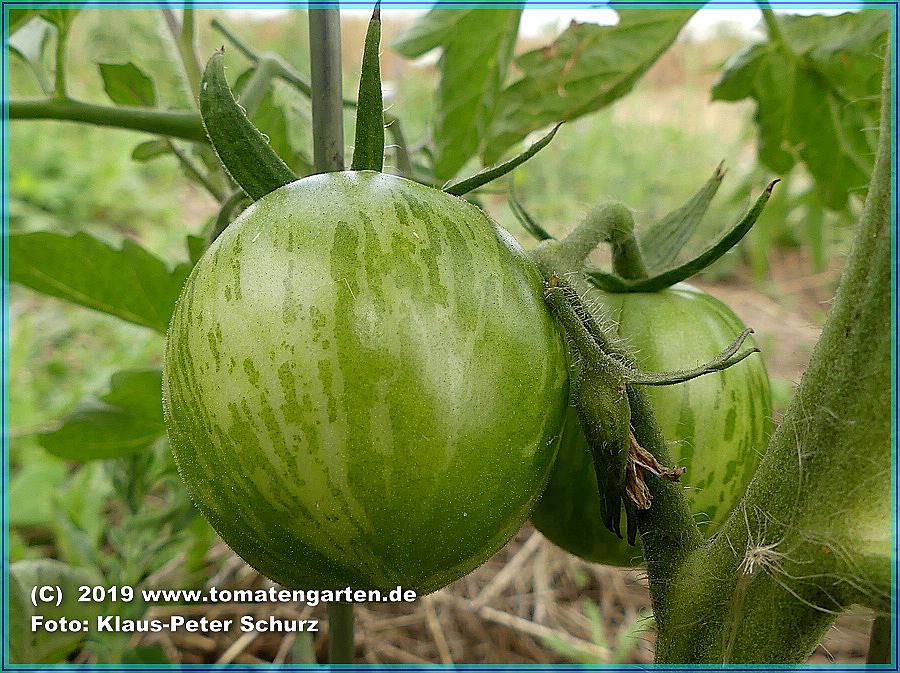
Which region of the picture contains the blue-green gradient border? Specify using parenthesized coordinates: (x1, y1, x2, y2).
(1, 1, 897, 669)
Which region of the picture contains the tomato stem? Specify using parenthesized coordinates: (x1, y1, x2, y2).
(328, 602, 355, 663)
(309, 8, 346, 172)
(866, 614, 891, 664)
(655, 48, 892, 664)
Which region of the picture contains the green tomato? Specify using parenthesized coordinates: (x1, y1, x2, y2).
(164, 171, 569, 594)
(531, 284, 772, 566)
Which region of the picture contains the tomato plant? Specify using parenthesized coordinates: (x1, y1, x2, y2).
(5, 5, 891, 666)
(532, 284, 771, 566)
(164, 171, 570, 592)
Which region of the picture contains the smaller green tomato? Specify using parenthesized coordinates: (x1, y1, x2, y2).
(531, 284, 772, 566)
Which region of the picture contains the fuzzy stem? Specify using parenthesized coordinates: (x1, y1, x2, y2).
(327, 602, 355, 663)
(610, 229, 648, 280)
(630, 386, 705, 614)
(8, 99, 207, 142)
(309, 8, 345, 173)
(867, 614, 892, 664)
(655, 49, 892, 665)
(530, 201, 637, 278)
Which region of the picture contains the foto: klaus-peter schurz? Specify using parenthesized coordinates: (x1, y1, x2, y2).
(96, 615, 319, 633)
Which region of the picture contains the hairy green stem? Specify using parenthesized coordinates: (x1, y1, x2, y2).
(327, 602, 355, 663)
(530, 201, 635, 278)
(8, 99, 207, 142)
(655, 52, 892, 665)
(629, 386, 705, 612)
(539, 276, 704, 607)
(308, 9, 345, 173)
(611, 234, 648, 280)
(587, 180, 777, 293)
(867, 615, 892, 664)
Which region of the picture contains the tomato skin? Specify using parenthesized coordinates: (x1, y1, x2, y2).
(163, 171, 569, 593)
(531, 284, 772, 566)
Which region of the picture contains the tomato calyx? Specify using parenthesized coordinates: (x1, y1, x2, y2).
(520, 173, 779, 293)
(543, 275, 763, 544)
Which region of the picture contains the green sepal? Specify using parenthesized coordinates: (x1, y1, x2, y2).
(443, 122, 562, 197)
(626, 328, 759, 386)
(199, 49, 295, 201)
(639, 162, 726, 273)
(586, 180, 779, 293)
(351, 4, 385, 172)
(508, 189, 554, 241)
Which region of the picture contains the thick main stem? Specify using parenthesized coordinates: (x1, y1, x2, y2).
(309, 8, 345, 173)
(867, 614, 892, 664)
(327, 602, 355, 663)
(655, 51, 892, 665)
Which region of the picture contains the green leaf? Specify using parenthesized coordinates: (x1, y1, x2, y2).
(639, 162, 726, 273)
(9, 559, 104, 663)
(484, 9, 696, 163)
(38, 369, 164, 461)
(9, 231, 190, 332)
(711, 11, 887, 210)
(8, 453, 67, 527)
(391, 8, 466, 57)
(8, 17, 53, 93)
(123, 646, 170, 664)
(98, 62, 156, 107)
(131, 139, 170, 162)
(394, 7, 523, 180)
(8, 9, 39, 35)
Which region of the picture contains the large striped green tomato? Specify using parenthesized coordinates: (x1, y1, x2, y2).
(531, 285, 771, 566)
(163, 171, 569, 594)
